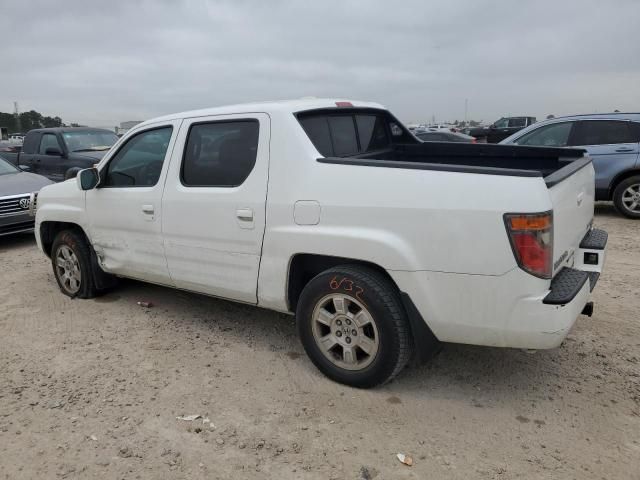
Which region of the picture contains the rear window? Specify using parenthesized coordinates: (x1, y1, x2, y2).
(299, 112, 392, 157)
(508, 118, 527, 128)
(328, 116, 359, 156)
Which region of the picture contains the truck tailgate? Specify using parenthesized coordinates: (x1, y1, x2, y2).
(547, 158, 595, 275)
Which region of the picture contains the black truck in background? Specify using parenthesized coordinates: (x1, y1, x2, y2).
(469, 116, 536, 143)
(14, 128, 118, 182)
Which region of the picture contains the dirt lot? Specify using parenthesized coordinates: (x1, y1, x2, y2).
(1, 204, 639, 480)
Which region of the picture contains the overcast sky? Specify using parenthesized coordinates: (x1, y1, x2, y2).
(1, 0, 639, 127)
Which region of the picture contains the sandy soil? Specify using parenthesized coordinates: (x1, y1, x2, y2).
(0, 203, 638, 479)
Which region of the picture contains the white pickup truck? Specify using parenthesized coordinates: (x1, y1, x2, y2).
(34, 99, 607, 388)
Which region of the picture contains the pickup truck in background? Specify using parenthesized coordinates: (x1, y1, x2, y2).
(33, 99, 607, 388)
(470, 116, 537, 143)
(17, 127, 118, 182)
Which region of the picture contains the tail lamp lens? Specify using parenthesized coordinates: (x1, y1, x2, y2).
(504, 212, 553, 279)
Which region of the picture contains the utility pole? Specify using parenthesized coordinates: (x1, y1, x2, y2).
(14, 101, 21, 133)
(464, 98, 468, 126)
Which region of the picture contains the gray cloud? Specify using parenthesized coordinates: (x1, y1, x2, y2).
(1, 0, 639, 126)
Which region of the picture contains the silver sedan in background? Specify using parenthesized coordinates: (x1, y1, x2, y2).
(0, 155, 53, 236)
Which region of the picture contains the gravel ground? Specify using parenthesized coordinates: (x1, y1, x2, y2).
(1, 203, 638, 479)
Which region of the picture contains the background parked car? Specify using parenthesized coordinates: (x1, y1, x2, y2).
(471, 116, 536, 143)
(415, 130, 476, 143)
(17, 127, 118, 182)
(501, 113, 640, 218)
(0, 154, 52, 236)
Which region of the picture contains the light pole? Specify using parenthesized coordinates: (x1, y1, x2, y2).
(464, 98, 468, 126)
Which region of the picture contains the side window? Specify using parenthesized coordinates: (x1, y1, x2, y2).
(39, 134, 61, 154)
(182, 120, 259, 187)
(508, 118, 527, 128)
(514, 122, 573, 147)
(493, 118, 509, 128)
(103, 127, 172, 187)
(572, 120, 636, 146)
(629, 122, 640, 142)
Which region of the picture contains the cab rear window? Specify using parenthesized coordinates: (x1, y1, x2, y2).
(299, 111, 391, 157)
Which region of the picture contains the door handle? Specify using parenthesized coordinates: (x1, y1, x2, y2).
(142, 204, 155, 215)
(615, 147, 634, 152)
(236, 208, 253, 221)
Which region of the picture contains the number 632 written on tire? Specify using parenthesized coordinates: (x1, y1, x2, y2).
(329, 276, 365, 302)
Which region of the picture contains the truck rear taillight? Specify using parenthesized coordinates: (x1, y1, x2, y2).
(504, 212, 553, 279)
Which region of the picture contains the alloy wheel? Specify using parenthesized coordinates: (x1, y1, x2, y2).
(55, 245, 81, 294)
(311, 293, 380, 371)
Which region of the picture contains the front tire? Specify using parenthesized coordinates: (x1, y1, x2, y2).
(296, 265, 412, 388)
(51, 230, 99, 299)
(613, 175, 640, 219)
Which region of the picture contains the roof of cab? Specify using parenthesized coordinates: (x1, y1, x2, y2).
(137, 98, 386, 127)
(26, 127, 115, 135)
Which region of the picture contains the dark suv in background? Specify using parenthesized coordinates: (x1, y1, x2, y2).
(502, 113, 640, 218)
(17, 128, 118, 182)
(469, 116, 536, 143)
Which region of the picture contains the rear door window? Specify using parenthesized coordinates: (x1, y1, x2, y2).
(181, 120, 259, 187)
(571, 120, 637, 146)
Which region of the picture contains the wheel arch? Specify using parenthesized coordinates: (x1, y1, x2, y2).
(286, 253, 394, 312)
(39, 221, 89, 258)
(608, 168, 640, 200)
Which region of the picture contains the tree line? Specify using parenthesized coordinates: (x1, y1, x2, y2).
(0, 110, 82, 133)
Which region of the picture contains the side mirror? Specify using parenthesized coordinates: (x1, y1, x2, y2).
(77, 168, 100, 191)
(489, 124, 497, 130)
(18, 165, 30, 171)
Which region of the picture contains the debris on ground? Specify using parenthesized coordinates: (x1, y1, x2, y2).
(202, 417, 215, 429)
(396, 453, 413, 466)
(137, 301, 153, 308)
(176, 414, 201, 421)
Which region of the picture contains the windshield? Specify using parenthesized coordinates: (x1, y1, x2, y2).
(62, 131, 118, 152)
(0, 156, 19, 175)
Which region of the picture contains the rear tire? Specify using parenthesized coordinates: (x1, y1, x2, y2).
(51, 230, 100, 298)
(296, 265, 412, 388)
(613, 175, 640, 219)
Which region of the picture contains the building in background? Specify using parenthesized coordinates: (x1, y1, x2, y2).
(115, 120, 142, 136)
